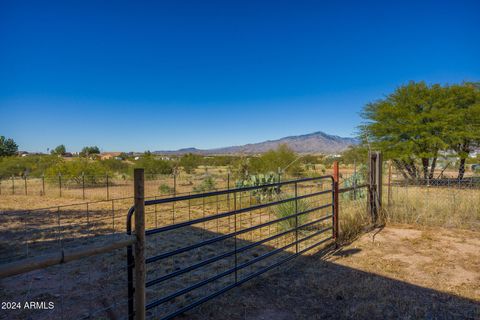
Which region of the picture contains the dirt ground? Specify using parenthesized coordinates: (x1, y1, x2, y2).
(183, 225, 480, 320)
(1, 224, 479, 320)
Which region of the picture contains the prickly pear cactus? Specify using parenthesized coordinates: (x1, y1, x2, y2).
(236, 172, 280, 201)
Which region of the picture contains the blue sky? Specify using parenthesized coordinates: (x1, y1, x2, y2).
(1, 0, 479, 152)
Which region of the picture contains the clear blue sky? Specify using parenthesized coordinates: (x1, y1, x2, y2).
(1, 0, 479, 152)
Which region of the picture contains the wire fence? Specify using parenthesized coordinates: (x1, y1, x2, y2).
(0, 196, 136, 319)
(0, 173, 233, 200)
(3, 159, 477, 319)
(0, 170, 349, 320)
(383, 163, 480, 230)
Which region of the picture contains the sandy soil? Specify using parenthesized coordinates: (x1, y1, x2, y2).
(184, 225, 480, 320)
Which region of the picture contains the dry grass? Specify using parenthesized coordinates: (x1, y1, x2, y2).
(384, 184, 480, 230)
(182, 225, 480, 320)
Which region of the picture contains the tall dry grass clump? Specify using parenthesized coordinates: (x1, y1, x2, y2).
(384, 185, 480, 230)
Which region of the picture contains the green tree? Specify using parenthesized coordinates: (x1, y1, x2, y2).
(0, 136, 18, 157)
(361, 81, 480, 180)
(134, 155, 173, 175)
(180, 153, 201, 174)
(80, 146, 100, 157)
(442, 83, 480, 179)
(249, 144, 303, 176)
(361, 82, 448, 179)
(341, 145, 368, 165)
(45, 158, 109, 185)
(51, 144, 66, 156)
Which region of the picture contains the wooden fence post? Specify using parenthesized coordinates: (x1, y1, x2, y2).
(333, 161, 339, 241)
(134, 168, 146, 320)
(375, 151, 383, 210)
(368, 151, 383, 224)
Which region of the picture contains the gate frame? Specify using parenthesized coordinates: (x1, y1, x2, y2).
(127, 171, 337, 320)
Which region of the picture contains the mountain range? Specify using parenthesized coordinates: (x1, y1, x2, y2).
(154, 131, 358, 155)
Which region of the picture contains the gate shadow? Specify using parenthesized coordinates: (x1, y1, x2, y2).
(1, 209, 479, 320)
(143, 224, 479, 320)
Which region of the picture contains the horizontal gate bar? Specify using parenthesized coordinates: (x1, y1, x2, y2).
(143, 176, 334, 206)
(146, 214, 333, 287)
(146, 203, 332, 264)
(145, 226, 332, 310)
(147, 233, 333, 316)
(338, 184, 368, 193)
(145, 190, 332, 236)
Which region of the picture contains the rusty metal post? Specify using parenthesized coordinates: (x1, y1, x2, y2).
(333, 161, 339, 241)
(133, 168, 146, 320)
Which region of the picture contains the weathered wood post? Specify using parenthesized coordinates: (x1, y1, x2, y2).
(333, 161, 339, 241)
(368, 151, 382, 224)
(387, 160, 392, 207)
(134, 168, 146, 320)
(375, 151, 383, 210)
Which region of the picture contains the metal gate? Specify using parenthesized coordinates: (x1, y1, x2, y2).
(127, 175, 337, 319)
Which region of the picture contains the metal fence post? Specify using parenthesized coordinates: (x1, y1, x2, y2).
(24, 175, 27, 195)
(42, 174, 45, 196)
(11, 175, 15, 195)
(333, 161, 339, 241)
(106, 174, 110, 200)
(82, 172, 85, 200)
(134, 168, 146, 320)
(59, 174, 62, 197)
(294, 181, 299, 253)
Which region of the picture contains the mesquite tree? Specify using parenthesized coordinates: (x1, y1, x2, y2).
(360, 81, 479, 180)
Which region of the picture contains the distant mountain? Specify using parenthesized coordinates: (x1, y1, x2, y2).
(154, 131, 358, 155)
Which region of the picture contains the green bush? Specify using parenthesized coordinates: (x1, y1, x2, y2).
(101, 158, 130, 175)
(159, 183, 174, 194)
(249, 144, 303, 176)
(180, 153, 202, 174)
(271, 197, 311, 232)
(45, 158, 109, 185)
(193, 176, 216, 192)
(0, 155, 62, 178)
(134, 155, 173, 175)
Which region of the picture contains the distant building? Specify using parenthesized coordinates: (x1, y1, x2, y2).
(99, 152, 122, 160)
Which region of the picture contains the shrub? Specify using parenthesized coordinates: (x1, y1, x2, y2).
(45, 158, 109, 185)
(180, 153, 202, 174)
(271, 196, 311, 232)
(134, 155, 173, 175)
(159, 183, 174, 194)
(249, 144, 303, 176)
(193, 176, 216, 192)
